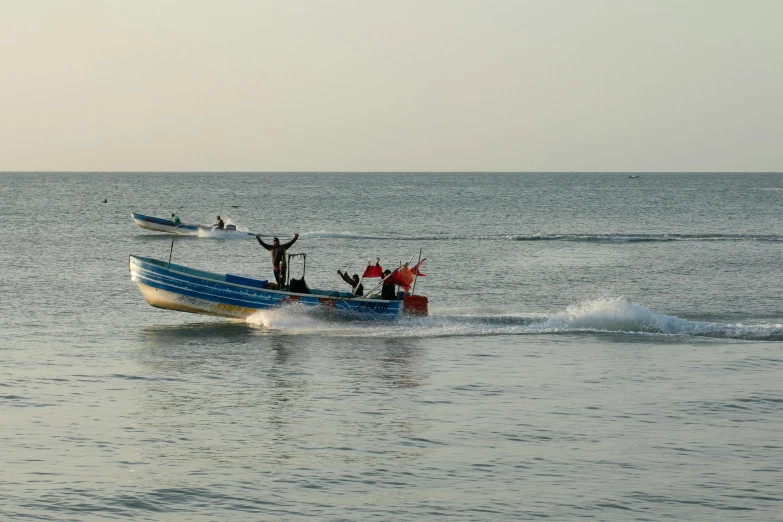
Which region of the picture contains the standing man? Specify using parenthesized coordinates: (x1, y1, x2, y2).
(256, 233, 299, 288)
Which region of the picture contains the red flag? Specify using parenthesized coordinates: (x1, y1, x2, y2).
(411, 260, 426, 277)
(387, 270, 404, 287)
(388, 267, 415, 292)
(362, 265, 384, 278)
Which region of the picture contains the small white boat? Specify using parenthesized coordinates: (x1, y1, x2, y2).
(131, 212, 256, 237)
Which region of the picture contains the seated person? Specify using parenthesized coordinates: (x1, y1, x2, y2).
(337, 269, 363, 297)
(214, 215, 224, 229)
(369, 260, 398, 300)
(171, 213, 181, 226)
(381, 269, 397, 300)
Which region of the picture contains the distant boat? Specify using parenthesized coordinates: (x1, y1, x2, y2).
(131, 212, 256, 237)
(128, 255, 428, 320)
(627, 175, 640, 179)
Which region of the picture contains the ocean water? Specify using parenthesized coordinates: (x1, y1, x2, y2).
(1, 172, 782, 521)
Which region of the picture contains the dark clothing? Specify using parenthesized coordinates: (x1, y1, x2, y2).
(375, 263, 396, 300)
(381, 282, 397, 300)
(257, 235, 298, 269)
(215, 219, 224, 230)
(338, 271, 363, 296)
(289, 277, 310, 294)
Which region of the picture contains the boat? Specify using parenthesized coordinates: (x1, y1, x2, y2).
(128, 255, 428, 321)
(131, 212, 256, 237)
(627, 175, 639, 179)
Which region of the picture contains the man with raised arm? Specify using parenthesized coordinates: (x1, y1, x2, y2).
(256, 233, 299, 288)
(336, 269, 364, 297)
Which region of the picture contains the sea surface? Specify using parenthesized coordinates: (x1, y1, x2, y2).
(1, 172, 782, 521)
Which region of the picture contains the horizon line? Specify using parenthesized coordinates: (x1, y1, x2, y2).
(2, 171, 782, 174)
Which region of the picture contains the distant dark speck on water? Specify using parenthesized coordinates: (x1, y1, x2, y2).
(103, 199, 107, 203)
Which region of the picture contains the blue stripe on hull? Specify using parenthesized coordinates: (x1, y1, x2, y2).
(134, 262, 283, 306)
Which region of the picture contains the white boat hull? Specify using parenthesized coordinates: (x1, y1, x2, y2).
(131, 212, 256, 237)
(136, 283, 260, 318)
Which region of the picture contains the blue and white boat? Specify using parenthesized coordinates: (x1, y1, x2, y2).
(128, 255, 428, 321)
(131, 212, 256, 237)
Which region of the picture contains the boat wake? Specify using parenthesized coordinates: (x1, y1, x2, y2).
(245, 298, 783, 341)
(300, 231, 783, 243)
(196, 219, 255, 239)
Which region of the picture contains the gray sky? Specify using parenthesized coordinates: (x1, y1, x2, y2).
(1, 0, 781, 171)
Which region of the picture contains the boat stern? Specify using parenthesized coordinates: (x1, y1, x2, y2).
(402, 295, 428, 316)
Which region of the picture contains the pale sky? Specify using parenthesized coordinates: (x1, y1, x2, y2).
(1, 0, 781, 172)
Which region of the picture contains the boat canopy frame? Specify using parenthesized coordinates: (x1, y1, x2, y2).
(285, 252, 306, 288)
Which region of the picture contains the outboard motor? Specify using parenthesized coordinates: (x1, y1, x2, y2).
(225, 224, 237, 231)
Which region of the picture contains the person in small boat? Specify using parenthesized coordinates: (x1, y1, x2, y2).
(367, 259, 397, 300)
(337, 269, 364, 296)
(381, 269, 397, 300)
(214, 216, 224, 229)
(256, 233, 299, 287)
(171, 213, 181, 226)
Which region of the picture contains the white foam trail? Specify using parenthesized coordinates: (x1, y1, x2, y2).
(540, 298, 783, 340)
(295, 231, 783, 242)
(244, 298, 783, 341)
(245, 304, 413, 336)
(301, 231, 390, 240)
(247, 305, 331, 331)
(196, 218, 255, 239)
(543, 298, 689, 333)
(196, 229, 253, 239)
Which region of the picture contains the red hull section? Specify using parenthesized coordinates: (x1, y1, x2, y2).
(403, 295, 428, 316)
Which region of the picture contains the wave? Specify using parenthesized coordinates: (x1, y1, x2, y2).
(299, 231, 783, 243)
(196, 219, 256, 239)
(245, 298, 783, 341)
(196, 230, 254, 239)
(540, 299, 783, 340)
